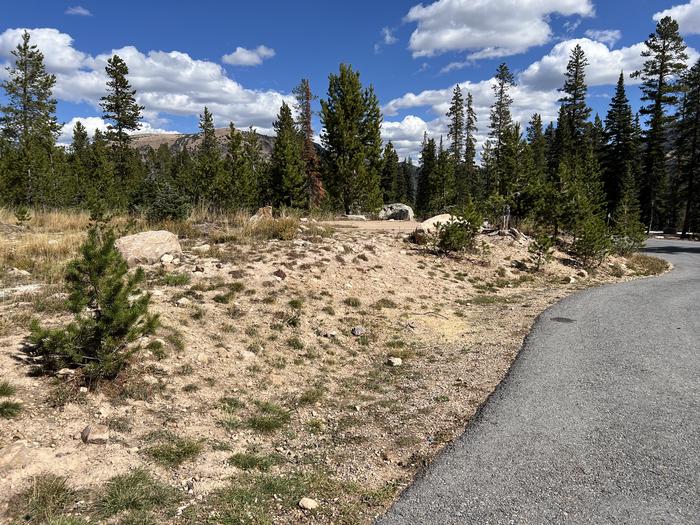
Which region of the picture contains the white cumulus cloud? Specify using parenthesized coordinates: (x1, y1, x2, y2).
(404, 0, 594, 59)
(654, 0, 700, 34)
(0, 28, 293, 136)
(221, 45, 275, 66)
(584, 29, 622, 47)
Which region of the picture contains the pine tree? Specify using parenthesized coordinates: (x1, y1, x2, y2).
(194, 106, 223, 204)
(612, 167, 646, 254)
(293, 78, 325, 207)
(463, 92, 478, 200)
(88, 129, 117, 211)
(446, 85, 465, 163)
(270, 102, 307, 208)
(559, 44, 592, 141)
(403, 157, 415, 205)
(67, 121, 91, 205)
(415, 135, 437, 216)
(432, 136, 455, 212)
(632, 16, 688, 230)
(320, 64, 383, 213)
(100, 55, 143, 149)
(677, 59, 700, 238)
(489, 63, 516, 196)
(603, 72, 635, 212)
(29, 226, 159, 381)
(381, 142, 400, 202)
(0, 31, 60, 205)
(242, 127, 267, 208)
(362, 85, 384, 211)
(100, 55, 143, 193)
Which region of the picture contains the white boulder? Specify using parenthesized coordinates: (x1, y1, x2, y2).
(115, 230, 182, 267)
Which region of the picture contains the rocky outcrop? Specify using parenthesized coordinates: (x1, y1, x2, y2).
(115, 230, 182, 267)
(379, 203, 414, 221)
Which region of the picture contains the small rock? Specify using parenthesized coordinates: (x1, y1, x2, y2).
(194, 265, 205, 273)
(386, 357, 403, 367)
(79, 386, 88, 393)
(273, 269, 287, 279)
(161, 253, 174, 264)
(56, 368, 75, 379)
(351, 326, 366, 337)
(192, 244, 211, 254)
(80, 424, 109, 444)
(298, 497, 319, 510)
(176, 297, 191, 307)
(577, 269, 588, 278)
(568, 276, 577, 284)
(8, 267, 31, 278)
(195, 352, 210, 364)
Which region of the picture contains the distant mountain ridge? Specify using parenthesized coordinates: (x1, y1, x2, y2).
(130, 127, 276, 157)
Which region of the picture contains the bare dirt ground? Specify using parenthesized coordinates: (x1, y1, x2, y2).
(0, 217, 661, 524)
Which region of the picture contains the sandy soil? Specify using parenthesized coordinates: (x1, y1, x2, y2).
(0, 222, 641, 523)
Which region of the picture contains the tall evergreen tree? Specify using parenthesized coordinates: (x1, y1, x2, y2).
(67, 121, 91, 205)
(559, 44, 592, 141)
(194, 106, 223, 203)
(463, 92, 478, 200)
(0, 31, 60, 205)
(632, 16, 688, 230)
(100, 54, 143, 205)
(489, 63, 516, 196)
(242, 127, 267, 208)
(320, 64, 383, 213)
(293, 78, 325, 207)
(270, 102, 307, 208)
(446, 85, 465, 162)
(677, 59, 700, 237)
(415, 134, 437, 216)
(380, 141, 400, 202)
(603, 72, 635, 212)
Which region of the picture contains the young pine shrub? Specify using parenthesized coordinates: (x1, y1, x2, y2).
(611, 169, 646, 256)
(571, 214, 611, 268)
(146, 181, 191, 223)
(435, 202, 481, 253)
(14, 206, 31, 226)
(29, 227, 159, 381)
(528, 234, 554, 271)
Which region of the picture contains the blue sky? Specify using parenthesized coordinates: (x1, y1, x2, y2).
(2, 0, 700, 159)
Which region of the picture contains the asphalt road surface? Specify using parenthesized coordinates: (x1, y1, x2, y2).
(377, 239, 699, 525)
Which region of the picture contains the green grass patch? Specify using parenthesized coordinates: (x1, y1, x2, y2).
(0, 400, 22, 418)
(0, 380, 17, 397)
(227, 452, 283, 472)
(159, 272, 191, 286)
(97, 468, 178, 517)
(245, 401, 291, 433)
(143, 435, 202, 468)
(343, 297, 361, 308)
(9, 474, 77, 523)
(372, 298, 397, 310)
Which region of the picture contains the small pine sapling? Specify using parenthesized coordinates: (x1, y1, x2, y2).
(14, 206, 31, 226)
(528, 234, 554, 270)
(29, 226, 158, 381)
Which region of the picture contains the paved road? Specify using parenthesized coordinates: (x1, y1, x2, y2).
(377, 240, 700, 525)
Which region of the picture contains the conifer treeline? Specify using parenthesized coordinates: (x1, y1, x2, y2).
(0, 17, 699, 237)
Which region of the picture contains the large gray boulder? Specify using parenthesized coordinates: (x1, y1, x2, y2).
(115, 230, 182, 267)
(379, 203, 414, 221)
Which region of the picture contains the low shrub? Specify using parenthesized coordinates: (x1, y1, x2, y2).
(28, 227, 159, 381)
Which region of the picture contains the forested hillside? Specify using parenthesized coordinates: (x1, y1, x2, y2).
(1, 16, 698, 240)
